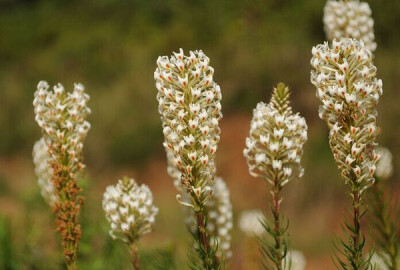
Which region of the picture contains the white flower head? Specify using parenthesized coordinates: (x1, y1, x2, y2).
(102, 177, 159, 244)
(324, 0, 376, 52)
(33, 81, 91, 176)
(243, 83, 307, 186)
(155, 49, 222, 205)
(311, 39, 381, 189)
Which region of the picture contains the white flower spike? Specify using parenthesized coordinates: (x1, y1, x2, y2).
(155, 49, 222, 207)
(244, 83, 308, 186)
(324, 0, 376, 52)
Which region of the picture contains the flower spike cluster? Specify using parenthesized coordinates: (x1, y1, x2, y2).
(103, 177, 159, 244)
(34, 81, 91, 160)
(311, 38, 382, 268)
(243, 83, 307, 268)
(324, 0, 376, 52)
(33, 138, 58, 207)
(243, 83, 308, 187)
(155, 48, 222, 209)
(33, 81, 91, 268)
(311, 39, 382, 191)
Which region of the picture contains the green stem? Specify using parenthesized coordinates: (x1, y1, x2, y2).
(272, 180, 283, 270)
(130, 244, 140, 270)
(66, 260, 77, 270)
(352, 191, 362, 267)
(195, 211, 220, 269)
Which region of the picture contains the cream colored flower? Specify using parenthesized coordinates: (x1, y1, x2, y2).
(103, 177, 158, 244)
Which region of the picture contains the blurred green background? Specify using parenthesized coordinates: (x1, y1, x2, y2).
(0, 0, 399, 269)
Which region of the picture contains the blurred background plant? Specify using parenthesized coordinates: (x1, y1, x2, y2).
(0, 0, 399, 269)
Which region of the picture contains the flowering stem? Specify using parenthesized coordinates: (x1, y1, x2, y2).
(130, 244, 140, 270)
(272, 179, 283, 270)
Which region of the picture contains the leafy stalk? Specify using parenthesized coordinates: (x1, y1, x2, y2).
(259, 179, 289, 270)
(244, 83, 307, 270)
(187, 206, 220, 269)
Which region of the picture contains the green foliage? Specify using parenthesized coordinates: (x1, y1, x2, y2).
(332, 206, 372, 270)
(259, 213, 290, 270)
(0, 216, 18, 270)
(139, 245, 177, 270)
(187, 213, 221, 270)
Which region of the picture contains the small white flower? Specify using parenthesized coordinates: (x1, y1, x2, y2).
(188, 118, 198, 129)
(351, 143, 364, 157)
(282, 138, 293, 149)
(345, 155, 355, 165)
(343, 133, 353, 144)
(274, 128, 284, 139)
(200, 139, 209, 149)
(288, 150, 297, 161)
(188, 152, 197, 162)
(255, 153, 266, 164)
(269, 142, 280, 153)
(283, 167, 292, 178)
(200, 155, 208, 165)
(189, 103, 200, 114)
(354, 165, 361, 177)
(272, 160, 282, 171)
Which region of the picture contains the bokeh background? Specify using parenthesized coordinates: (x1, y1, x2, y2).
(0, 0, 399, 269)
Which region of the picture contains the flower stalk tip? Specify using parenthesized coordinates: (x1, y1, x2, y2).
(243, 83, 307, 269)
